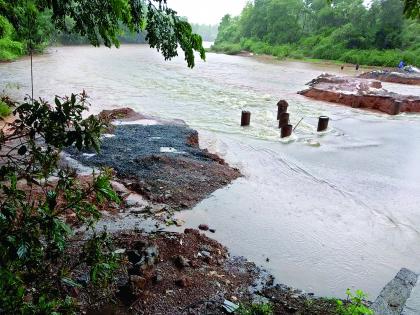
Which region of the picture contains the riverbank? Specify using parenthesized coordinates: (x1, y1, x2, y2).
(210, 42, 420, 69)
(3, 45, 420, 300)
(298, 74, 420, 115)
(62, 108, 346, 314)
(64, 107, 420, 314)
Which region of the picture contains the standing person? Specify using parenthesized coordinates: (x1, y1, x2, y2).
(398, 60, 405, 69)
(355, 64, 359, 71)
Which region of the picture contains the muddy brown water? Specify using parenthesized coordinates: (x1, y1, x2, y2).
(1, 45, 420, 299)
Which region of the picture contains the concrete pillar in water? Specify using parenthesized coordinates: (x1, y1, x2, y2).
(277, 100, 289, 120)
(317, 116, 329, 132)
(278, 112, 290, 129)
(391, 100, 402, 115)
(281, 124, 293, 138)
(241, 111, 251, 126)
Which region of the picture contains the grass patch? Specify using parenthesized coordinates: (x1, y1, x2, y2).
(237, 302, 274, 315)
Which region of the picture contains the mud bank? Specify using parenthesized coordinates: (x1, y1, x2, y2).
(65, 109, 240, 209)
(298, 74, 420, 114)
(359, 70, 420, 86)
(76, 229, 342, 315)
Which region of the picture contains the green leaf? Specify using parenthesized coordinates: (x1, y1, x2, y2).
(61, 277, 82, 288)
(17, 244, 28, 258)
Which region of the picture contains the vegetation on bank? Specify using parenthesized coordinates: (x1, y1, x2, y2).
(0, 0, 207, 312)
(0, 15, 24, 61)
(212, 0, 420, 67)
(0, 100, 11, 117)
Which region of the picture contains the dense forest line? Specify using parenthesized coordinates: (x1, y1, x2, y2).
(212, 0, 420, 67)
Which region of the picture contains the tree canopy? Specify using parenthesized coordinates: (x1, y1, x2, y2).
(0, 0, 206, 67)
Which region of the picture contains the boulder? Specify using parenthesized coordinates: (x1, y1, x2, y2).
(371, 268, 418, 315)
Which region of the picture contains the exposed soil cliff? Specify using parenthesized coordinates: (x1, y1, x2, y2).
(359, 70, 420, 86)
(298, 74, 420, 115)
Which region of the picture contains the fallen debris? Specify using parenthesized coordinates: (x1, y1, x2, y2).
(65, 109, 241, 209)
(198, 224, 210, 231)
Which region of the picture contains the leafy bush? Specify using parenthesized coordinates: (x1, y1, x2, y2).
(336, 289, 373, 315)
(0, 16, 24, 61)
(0, 100, 11, 117)
(212, 42, 242, 55)
(0, 92, 121, 313)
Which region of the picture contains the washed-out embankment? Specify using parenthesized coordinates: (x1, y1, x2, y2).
(298, 74, 420, 115)
(62, 106, 420, 314)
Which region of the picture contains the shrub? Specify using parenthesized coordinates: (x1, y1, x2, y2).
(211, 42, 242, 55)
(237, 302, 274, 315)
(0, 100, 11, 117)
(336, 289, 373, 315)
(0, 92, 121, 313)
(0, 16, 24, 61)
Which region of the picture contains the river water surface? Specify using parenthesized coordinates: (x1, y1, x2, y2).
(1, 45, 420, 298)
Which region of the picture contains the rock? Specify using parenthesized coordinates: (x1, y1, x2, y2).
(198, 224, 209, 231)
(209, 229, 216, 233)
(173, 255, 190, 268)
(110, 180, 130, 194)
(200, 251, 211, 259)
(371, 268, 418, 315)
(200, 244, 212, 252)
(98, 107, 145, 121)
(76, 274, 89, 286)
(175, 276, 191, 288)
(127, 244, 159, 272)
(153, 271, 163, 284)
(130, 275, 147, 290)
(252, 294, 270, 305)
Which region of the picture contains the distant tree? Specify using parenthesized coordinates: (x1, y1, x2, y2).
(190, 23, 219, 42)
(402, 0, 420, 18)
(371, 0, 405, 49)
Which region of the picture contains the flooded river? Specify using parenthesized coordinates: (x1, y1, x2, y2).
(1, 45, 420, 298)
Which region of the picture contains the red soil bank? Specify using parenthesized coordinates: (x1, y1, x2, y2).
(298, 74, 420, 115)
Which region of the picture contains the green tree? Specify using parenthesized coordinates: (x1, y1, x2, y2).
(0, 1, 207, 313)
(371, 0, 405, 49)
(212, 0, 420, 66)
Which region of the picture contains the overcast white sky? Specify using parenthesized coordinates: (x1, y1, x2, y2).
(168, 0, 249, 25)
